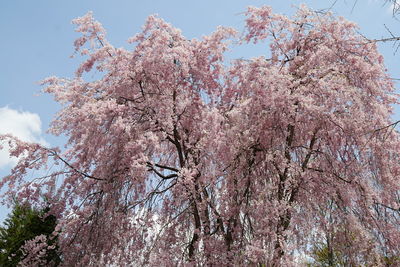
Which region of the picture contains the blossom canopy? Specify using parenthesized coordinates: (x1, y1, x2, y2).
(1, 5, 400, 266)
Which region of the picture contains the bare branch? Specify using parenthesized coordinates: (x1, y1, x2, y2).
(49, 150, 104, 181)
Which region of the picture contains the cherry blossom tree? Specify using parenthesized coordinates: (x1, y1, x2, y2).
(1, 5, 400, 266)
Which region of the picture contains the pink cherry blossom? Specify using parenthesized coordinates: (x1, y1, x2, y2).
(1, 6, 400, 266)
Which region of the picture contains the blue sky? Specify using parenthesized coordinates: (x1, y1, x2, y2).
(0, 0, 399, 221)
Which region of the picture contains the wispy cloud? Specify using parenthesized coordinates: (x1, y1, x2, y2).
(367, 0, 396, 15)
(387, 1, 400, 15)
(0, 106, 48, 169)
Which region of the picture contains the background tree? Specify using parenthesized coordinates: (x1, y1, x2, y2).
(1, 4, 400, 266)
(306, 200, 385, 266)
(0, 202, 60, 266)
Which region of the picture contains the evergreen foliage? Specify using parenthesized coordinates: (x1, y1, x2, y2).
(0, 203, 60, 266)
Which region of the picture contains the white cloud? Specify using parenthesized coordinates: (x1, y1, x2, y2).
(388, 2, 400, 15)
(366, 0, 397, 15)
(0, 106, 48, 169)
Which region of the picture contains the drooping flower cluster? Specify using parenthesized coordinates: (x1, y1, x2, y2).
(1, 5, 400, 266)
(18, 235, 56, 267)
